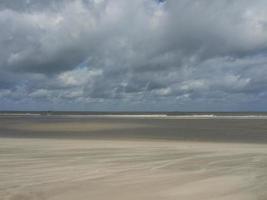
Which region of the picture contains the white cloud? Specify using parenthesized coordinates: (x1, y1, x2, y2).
(57, 68, 102, 87)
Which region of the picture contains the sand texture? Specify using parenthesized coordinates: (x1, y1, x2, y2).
(1, 116, 267, 200)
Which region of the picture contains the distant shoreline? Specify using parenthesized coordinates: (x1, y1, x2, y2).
(1, 111, 267, 119)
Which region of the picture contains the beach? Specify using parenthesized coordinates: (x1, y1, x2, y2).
(1, 115, 267, 200)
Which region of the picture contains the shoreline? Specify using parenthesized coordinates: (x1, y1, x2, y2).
(2, 113, 267, 119)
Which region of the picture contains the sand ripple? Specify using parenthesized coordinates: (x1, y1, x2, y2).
(0, 138, 267, 200)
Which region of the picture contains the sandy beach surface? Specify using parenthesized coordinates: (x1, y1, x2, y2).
(1, 116, 267, 200)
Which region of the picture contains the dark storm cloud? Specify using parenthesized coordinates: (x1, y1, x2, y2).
(1, 0, 267, 111)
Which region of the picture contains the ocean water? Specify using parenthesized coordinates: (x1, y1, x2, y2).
(1, 111, 267, 118)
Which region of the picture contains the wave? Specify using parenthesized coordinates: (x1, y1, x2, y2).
(1, 113, 267, 119)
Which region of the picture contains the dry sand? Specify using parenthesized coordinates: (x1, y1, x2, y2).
(1, 138, 267, 200)
(1, 116, 267, 200)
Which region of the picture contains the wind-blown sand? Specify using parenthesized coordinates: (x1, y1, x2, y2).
(1, 116, 267, 200)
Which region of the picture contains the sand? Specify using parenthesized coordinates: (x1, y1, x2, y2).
(1, 116, 267, 143)
(1, 116, 267, 200)
(1, 138, 267, 200)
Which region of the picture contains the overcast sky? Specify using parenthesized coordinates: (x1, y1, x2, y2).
(1, 0, 267, 111)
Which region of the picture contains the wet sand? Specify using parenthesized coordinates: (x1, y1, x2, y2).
(1, 116, 267, 200)
(1, 115, 267, 143)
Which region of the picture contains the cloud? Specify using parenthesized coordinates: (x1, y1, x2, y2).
(57, 67, 102, 87)
(1, 0, 267, 111)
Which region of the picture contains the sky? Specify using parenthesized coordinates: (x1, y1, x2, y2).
(1, 0, 267, 111)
